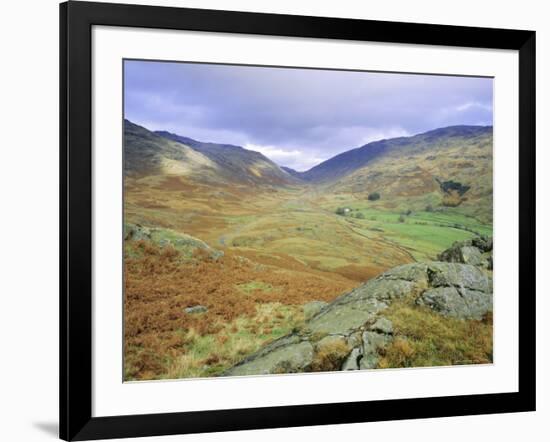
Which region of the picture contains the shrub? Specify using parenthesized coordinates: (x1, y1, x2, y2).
(398, 215, 406, 223)
(442, 192, 464, 207)
(335, 207, 347, 215)
(368, 192, 380, 201)
(354, 212, 365, 219)
(425, 204, 434, 212)
(436, 178, 471, 196)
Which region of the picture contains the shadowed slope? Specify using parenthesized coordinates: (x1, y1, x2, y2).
(124, 119, 218, 178)
(297, 125, 492, 183)
(156, 130, 298, 186)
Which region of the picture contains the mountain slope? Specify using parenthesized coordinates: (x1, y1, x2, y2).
(280, 166, 305, 180)
(124, 119, 218, 178)
(324, 125, 493, 222)
(299, 126, 492, 183)
(155, 130, 297, 186)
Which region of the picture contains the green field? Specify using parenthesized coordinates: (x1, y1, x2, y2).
(332, 205, 491, 261)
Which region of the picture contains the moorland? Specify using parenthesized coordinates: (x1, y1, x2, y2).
(123, 120, 493, 380)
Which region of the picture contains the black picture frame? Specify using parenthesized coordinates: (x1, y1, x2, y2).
(60, 1, 536, 440)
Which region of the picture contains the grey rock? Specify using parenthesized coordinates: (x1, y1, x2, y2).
(184, 305, 208, 314)
(369, 318, 393, 335)
(360, 331, 392, 369)
(224, 338, 313, 376)
(459, 246, 483, 266)
(379, 263, 429, 283)
(342, 347, 362, 370)
(125, 223, 151, 241)
(304, 274, 420, 336)
(438, 236, 493, 269)
(472, 236, 493, 252)
(346, 331, 363, 348)
(427, 262, 490, 292)
(158, 238, 170, 247)
(303, 301, 329, 320)
(417, 286, 492, 319)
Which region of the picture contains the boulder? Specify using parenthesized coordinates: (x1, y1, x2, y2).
(417, 286, 491, 320)
(472, 236, 493, 252)
(342, 347, 362, 370)
(184, 305, 208, 314)
(438, 236, 493, 269)
(369, 318, 393, 335)
(427, 262, 490, 293)
(303, 301, 329, 320)
(224, 336, 314, 376)
(125, 223, 151, 241)
(360, 331, 392, 369)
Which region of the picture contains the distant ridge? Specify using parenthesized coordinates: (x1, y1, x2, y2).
(124, 119, 217, 177)
(155, 130, 298, 185)
(280, 166, 305, 180)
(296, 125, 492, 183)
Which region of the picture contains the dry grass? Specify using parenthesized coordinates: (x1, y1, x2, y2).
(377, 301, 493, 368)
(310, 339, 351, 372)
(124, 240, 353, 380)
(441, 190, 467, 207)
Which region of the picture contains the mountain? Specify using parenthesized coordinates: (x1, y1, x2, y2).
(155, 130, 296, 186)
(325, 125, 493, 221)
(125, 120, 492, 220)
(280, 166, 305, 180)
(124, 119, 218, 177)
(298, 126, 492, 183)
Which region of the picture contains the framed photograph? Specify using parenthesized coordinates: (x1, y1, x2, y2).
(60, 1, 536, 440)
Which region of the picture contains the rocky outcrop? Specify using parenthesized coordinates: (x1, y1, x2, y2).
(438, 236, 493, 269)
(303, 301, 329, 320)
(224, 261, 492, 376)
(125, 223, 224, 260)
(416, 262, 492, 319)
(184, 305, 208, 314)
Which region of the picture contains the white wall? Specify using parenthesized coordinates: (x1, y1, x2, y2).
(0, 0, 547, 441)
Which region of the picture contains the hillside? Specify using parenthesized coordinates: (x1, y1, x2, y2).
(124, 119, 218, 178)
(322, 126, 493, 222)
(155, 130, 297, 186)
(280, 166, 305, 180)
(298, 126, 492, 184)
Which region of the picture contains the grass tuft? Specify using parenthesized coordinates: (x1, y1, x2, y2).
(377, 301, 493, 368)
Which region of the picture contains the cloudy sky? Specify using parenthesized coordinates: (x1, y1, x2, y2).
(124, 60, 493, 171)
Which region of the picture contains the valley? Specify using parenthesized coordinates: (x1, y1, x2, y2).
(123, 121, 493, 380)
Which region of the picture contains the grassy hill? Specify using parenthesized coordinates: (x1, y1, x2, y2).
(321, 126, 493, 222)
(297, 126, 491, 183)
(155, 130, 297, 186)
(124, 119, 219, 178)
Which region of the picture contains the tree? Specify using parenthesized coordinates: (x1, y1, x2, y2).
(368, 192, 380, 201)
